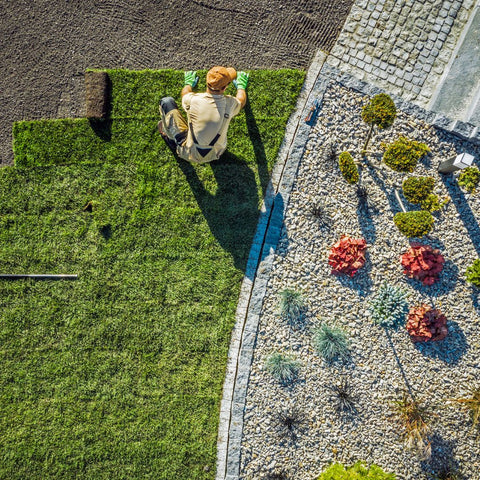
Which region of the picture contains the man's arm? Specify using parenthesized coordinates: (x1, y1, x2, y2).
(182, 85, 193, 97)
(236, 89, 247, 109)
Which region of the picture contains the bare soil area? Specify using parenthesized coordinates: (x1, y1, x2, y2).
(0, 0, 353, 165)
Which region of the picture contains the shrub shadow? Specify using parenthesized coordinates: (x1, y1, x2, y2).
(421, 433, 463, 480)
(472, 286, 480, 312)
(413, 319, 469, 365)
(404, 259, 459, 296)
(333, 250, 373, 297)
(440, 173, 480, 256)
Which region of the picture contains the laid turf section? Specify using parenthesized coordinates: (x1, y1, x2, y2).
(1, 69, 304, 479)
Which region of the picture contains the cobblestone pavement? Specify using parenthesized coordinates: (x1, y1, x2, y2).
(326, 0, 477, 109)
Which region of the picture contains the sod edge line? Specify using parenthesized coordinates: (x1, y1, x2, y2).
(216, 51, 328, 480)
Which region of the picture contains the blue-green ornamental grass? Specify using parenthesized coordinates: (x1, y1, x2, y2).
(313, 323, 350, 363)
(1, 68, 305, 480)
(370, 283, 409, 328)
(265, 353, 301, 385)
(278, 288, 306, 326)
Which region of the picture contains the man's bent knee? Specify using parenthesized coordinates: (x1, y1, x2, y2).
(160, 97, 179, 114)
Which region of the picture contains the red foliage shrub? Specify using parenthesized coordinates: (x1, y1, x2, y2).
(406, 305, 448, 342)
(400, 244, 445, 286)
(328, 235, 367, 277)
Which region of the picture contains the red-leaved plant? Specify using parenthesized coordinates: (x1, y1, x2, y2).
(328, 235, 367, 277)
(406, 304, 448, 342)
(400, 244, 445, 286)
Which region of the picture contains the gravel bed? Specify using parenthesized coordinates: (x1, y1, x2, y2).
(240, 83, 480, 480)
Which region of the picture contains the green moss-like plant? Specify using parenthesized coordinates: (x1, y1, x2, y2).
(313, 323, 350, 363)
(317, 461, 396, 479)
(394, 211, 434, 237)
(339, 152, 359, 184)
(361, 93, 397, 153)
(458, 166, 480, 193)
(466, 259, 480, 288)
(383, 137, 430, 173)
(420, 193, 448, 213)
(402, 176, 435, 204)
(265, 353, 301, 385)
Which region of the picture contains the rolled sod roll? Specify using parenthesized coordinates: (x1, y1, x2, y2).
(85, 71, 110, 119)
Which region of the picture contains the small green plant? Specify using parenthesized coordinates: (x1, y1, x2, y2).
(402, 176, 435, 204)
(278, 289, 306, 326)
(383, 137, 430, 173)
(391, 392, 431, 458)
(327, 377, 358, 415)
(451, 386, 480, 430)
(369, 283, 408, 328)
(465, 259, 480, 287)
(317, 461, 397, 479)
(265, 353, 301, 385)
(420, 193, 448, 213)
(313, 323, 350, 363)
(361, 93, 397, 153)
(394, 210, 434, 237)
(458, 166, 480, 193)
(338, 152, 359, 184)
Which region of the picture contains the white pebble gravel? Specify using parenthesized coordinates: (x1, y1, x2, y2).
(240, 84, 480, 480)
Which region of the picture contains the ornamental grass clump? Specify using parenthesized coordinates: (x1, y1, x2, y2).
(313, 323, 350, 363)
(406, 304, 448, 342)
(317, 461, 397, 479)
(265, 353, 301, 385)
(394, 210, 434, 237)
(328, 235, 367, 277)
(338, 152, 359, 184)
(450, 386, 480, 430)
(465, 259, 480, 288)
(400, 244, 445, 286)
(278, 289, 306, 327)
(327, 377, 358, 415)
(392, 392, 432, 459)
(458, 166, 480, 193)
(369, 283, 408, 328)
(361, 93, 397, 153)
(383, 136, 430, 173)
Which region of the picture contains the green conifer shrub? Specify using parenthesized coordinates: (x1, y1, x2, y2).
(383, 137, 430, 173)
(370, 283, 409, 328)
(458, 166, 480, 193)
(317, 461, 396, 479)
(339, 152, 359, 184)
(402, 176, 435, 204)
(394, 211, 434, 237)
(466, 259, 480, 287)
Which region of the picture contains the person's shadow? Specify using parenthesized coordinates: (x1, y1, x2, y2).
(175, 151, 261, 275)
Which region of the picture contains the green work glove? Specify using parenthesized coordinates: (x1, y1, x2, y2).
(184, 71, 199, 88)
(234, 71, 249, 90)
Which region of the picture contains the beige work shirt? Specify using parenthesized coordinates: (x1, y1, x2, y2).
(179, 92, 242, 163)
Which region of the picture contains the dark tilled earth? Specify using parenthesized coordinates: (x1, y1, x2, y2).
(0, 0, 353, 165)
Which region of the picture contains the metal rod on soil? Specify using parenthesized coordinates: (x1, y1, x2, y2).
(394, 188, 407, 213)
(0, 274, 78, 280)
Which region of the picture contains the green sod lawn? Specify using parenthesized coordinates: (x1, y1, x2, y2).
(0, 69, 304, 479)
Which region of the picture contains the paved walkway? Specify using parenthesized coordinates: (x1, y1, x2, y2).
(217, 1, 480, 479)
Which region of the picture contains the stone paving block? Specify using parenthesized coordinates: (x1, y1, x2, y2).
(470, 127, 480, 145)
(452, 120, 476, 140)
(433, 114, 455, 130)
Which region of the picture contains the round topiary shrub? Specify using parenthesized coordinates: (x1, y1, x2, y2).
(458, 166, 480, 193)
(466, 259, 480, 288)
(383, 137, 430, 173)
(338, 152, 359, 184)
(394, 211, 434, 237)
(400, 244, 445, 286)
(317, 461, 397, 479)
(402, 176, 435, 204)
(362, 93, 397, 129)
(406, 304, 448, 342)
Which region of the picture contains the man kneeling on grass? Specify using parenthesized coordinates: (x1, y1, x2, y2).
(158, 66, 249, 163)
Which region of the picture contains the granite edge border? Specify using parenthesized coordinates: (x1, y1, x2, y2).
(215, 50, 329, 480)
